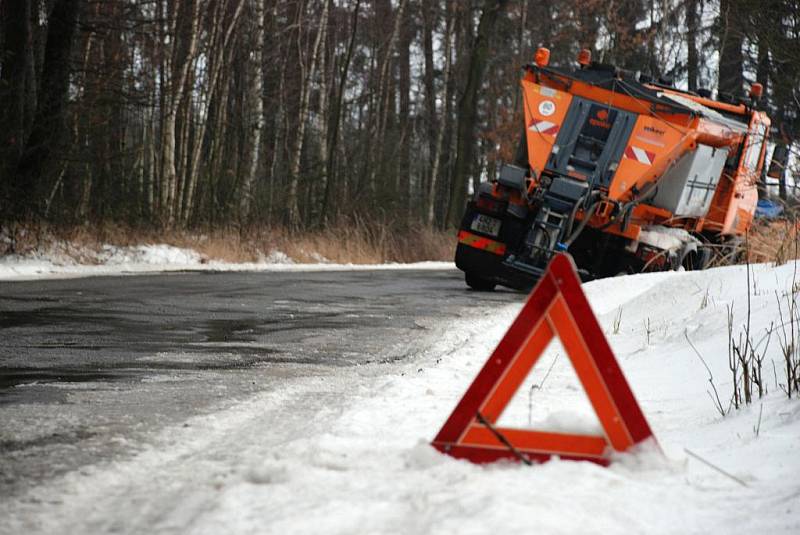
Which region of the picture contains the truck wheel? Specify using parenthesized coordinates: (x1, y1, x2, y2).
(682, 247, 712, 271)
(465, 272, 496, 291)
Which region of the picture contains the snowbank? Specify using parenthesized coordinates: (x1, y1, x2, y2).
(0, 243, 453, 281)
(3, 264, 800, 534)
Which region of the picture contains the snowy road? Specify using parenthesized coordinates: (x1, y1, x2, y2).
(0, 268, 518, 499)
(2, 264, 800, 534)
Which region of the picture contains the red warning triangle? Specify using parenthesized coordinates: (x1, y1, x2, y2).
(432, 253, 656, 465)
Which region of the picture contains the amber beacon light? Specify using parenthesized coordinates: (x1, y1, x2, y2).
(750, 83, 763, 100)
(578, 48, 592, 67)
(534, 47, 550, 67)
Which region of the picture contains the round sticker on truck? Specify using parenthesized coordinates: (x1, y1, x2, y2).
(538, 100, 556, 116)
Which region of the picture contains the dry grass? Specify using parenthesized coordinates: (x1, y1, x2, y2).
(748, 217, 800, 265)
(6, 214, 794, 268)
(168, 223, 455, 264)
(0, 221, 456, 265)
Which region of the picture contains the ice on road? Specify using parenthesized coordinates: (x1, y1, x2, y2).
(3, 263, 800, 534)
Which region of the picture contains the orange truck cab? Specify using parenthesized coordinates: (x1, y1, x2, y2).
(456, 48, 771, 291)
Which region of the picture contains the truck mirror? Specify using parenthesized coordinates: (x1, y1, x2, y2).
(768, 145, 789, 179)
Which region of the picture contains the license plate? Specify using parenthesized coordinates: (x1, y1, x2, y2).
(470, 214, 502, 237)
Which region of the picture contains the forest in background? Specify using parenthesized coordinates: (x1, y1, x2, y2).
(0, 0, 798, 234)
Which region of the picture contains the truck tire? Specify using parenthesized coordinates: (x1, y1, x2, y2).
(682, 247, 712, 271)
(465, 272, 496, 291)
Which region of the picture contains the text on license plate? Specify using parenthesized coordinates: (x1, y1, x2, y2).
(470, 214, 501, 237)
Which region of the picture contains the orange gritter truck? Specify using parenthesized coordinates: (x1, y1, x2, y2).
(456, 48, 772, 291)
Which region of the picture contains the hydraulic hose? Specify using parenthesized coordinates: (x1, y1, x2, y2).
(563, 197, 604, 247)
(619, 181, 659, 232)
(564, 191, 600, 240)
(562, 180, 659, 249)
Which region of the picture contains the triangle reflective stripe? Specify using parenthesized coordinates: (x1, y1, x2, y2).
(477, 316, 553, 422)
(431, 253, 657, 465)
(624, 146, 656, 165)
(528, 119, 560, 136)
(460, 427, 608, 458)
(548, 295, 634, 449)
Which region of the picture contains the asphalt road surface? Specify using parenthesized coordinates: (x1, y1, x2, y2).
(0, 268, 521, 499)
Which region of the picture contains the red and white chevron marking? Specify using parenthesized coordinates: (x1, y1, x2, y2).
(624, 146, 656, 165)
(528, 119, 560, 136)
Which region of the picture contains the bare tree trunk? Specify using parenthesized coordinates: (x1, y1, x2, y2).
(159, 0, 180, 223)
(314, 0, 331, 226)
(717, 0, 744, 98)
(427, 10, 453, 227)
(269, 60, 287, 223)
(518, 0, 528, 57)
(422, 1, 437, 207)
(367, 0, 408, 196)
(239, 0, 266, 223)
(160, 0, 202, 227)
(16, 0, 81, 220)
(286, 0, 329, 227)
(321, 0, 361, 224)
(686, 0, 699, 92)
(512, 0, 528, 111)
(75, 28, 95, 222)
(207, 80, 232, 221)
(154, 0, 166, 214)
(182, 0, 246, 225)
(175, 77, 194, 221)
(0, 0, 32, 219)
(446, 0, 508, 229)
(398, 2, 413, 222)
(147, 84, 158, 217)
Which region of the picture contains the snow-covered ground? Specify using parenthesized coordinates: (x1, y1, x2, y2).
(0, 243, 452, 281)
(3, 263, 800, 534)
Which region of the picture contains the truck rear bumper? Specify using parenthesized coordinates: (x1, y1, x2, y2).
(455, 242, 539, 291)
